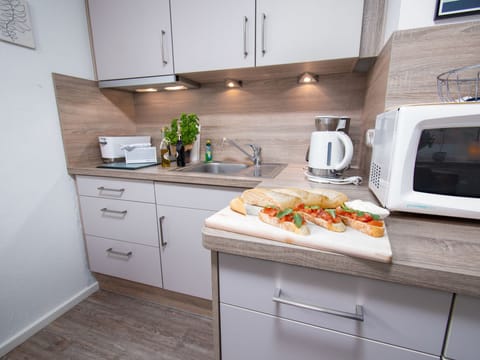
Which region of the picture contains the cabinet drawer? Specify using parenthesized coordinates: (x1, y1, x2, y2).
(155, 183, 243, 211)
(86, 235, 162, 287)
(79, 196, 158, 247)
(219, 254, 452, 355)
(76, 176, 155, 203)
(221, 304, 439, 360)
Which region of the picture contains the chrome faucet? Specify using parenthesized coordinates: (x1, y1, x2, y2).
(222, 138, 262, 166)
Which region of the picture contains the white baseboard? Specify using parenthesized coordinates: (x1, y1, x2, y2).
(0, 281, 99, 357)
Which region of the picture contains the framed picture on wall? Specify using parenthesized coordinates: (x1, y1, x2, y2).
(0, 0, 35, 49)
(435, 0, 480, 19)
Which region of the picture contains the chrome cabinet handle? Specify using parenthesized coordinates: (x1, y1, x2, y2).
(272, 288, 364, 322)
(106, 247, 132, 258)
(97, 186, 125, 193)
(100, 208, 127, 215)
(159, 215, 167, 247)
(261, 13, 267, 56)
(243, 16, 248, 57)
(161, 30, 168, 65)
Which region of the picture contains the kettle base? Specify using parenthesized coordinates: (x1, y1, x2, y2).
(308, 167, 344, 178)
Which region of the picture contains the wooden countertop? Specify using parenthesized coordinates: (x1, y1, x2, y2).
(69, 162, 480, 297)
(204, 164, 480, 297)
(68, 162, 262, 189)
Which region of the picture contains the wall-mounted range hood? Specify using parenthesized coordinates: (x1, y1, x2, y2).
(98, 75, 200, 93)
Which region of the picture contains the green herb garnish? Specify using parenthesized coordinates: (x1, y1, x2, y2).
(325, 209, 336, 218)
(293, 213, 303, 228)
(277, 208, 293, 218)
(341, 203, 380, 220)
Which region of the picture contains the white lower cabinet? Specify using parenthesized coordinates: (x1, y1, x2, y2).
(77, 176, 244, 299)
(155, 183, 243, 300)
(219, 253, 451, 359)
(444, 295, 480, 360)
(77, 176, 163, 288)
(221, 304, 438, 360)
(156, 205, 215, 299)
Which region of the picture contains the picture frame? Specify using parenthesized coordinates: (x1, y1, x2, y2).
(0, 0, 35, 49)
(435, 0, 480, 19)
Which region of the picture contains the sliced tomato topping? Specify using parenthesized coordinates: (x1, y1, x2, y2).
(368, 220, 384, 227)
(262, 207, 278, 217)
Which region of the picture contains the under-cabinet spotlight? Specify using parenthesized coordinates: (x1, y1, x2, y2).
(135, 88, 158, 93)
(163, 85, 188, 91)
(298, 72, 319, 84)
(225, 79, 243, 88)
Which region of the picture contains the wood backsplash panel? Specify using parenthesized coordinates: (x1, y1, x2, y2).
(358, 37, 392, 174)
(386, 21, 480, 108)
(135, 73, 367, 167)
(53, 73, 136, 167)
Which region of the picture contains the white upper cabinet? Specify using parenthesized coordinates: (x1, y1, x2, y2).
(88, 0, 174, 80)
(256, 0, 364, 67)
(171, 0, 256, 73)
(171, 0, 364, 73)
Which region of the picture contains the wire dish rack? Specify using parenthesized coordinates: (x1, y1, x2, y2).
(437, 64, 480, 103)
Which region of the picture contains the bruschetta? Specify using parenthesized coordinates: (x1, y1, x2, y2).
(294, 203, 346, 232)
(335, 203, 385, 237)
(259, 206, 310, 236)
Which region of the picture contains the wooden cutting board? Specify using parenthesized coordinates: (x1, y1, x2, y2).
(205, 207, 392, 263)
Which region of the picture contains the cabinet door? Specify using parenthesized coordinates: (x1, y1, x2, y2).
(445, 295, 480, 360)
(88, 0, 174, 80)
(256, 0, 364, 67)
(157, 205, 214, 300)
(220, 304, 439, 360)
(171, 0, 255, 73)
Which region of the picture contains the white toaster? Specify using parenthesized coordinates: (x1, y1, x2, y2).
(98, 136, 151, 163)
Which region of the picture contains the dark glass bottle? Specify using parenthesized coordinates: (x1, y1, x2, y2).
(176, 134, 185, 167)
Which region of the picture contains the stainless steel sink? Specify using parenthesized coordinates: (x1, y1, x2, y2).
(173, 162, 286, 178)
(175, 162, 249, 175)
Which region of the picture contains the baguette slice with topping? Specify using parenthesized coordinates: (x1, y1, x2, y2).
(294, 204, 346, 232)
(336, 205, 385, 237)
(259, 206, 310, 236)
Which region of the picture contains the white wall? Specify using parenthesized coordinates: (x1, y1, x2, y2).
(0, 0, 97, 355)
(384, 0, 480, 44)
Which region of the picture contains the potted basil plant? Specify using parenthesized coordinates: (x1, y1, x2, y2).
(164, 113, 200, 163)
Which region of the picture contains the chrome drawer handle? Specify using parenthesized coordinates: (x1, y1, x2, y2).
(161, 30, 168, 65)
(243, 16, 248, 57)
(106, 247, 132, 258)
(100, 208, 127, 215)
(261, 13, 267, 56)
(159, 215, 167, 247)
(272, 288, 364, 322)
(97, 186, 125, 193)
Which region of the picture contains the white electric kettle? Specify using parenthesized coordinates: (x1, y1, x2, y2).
(308, 131, 354, 177)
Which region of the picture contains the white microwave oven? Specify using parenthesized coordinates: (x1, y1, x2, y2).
(369, 103, 480, 220)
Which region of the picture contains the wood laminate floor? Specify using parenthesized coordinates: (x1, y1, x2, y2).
(2, 279, 214, 360)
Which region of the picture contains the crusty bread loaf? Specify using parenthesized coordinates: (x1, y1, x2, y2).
(337, 215, 385, 237)
(272, 188, 327, 207)
(241, 188, 301, 210)
(229, 197, 246, 215)
(305, 189, 348, 208)
(230, 197, 262, 216)
(258, 211, 310, 236)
